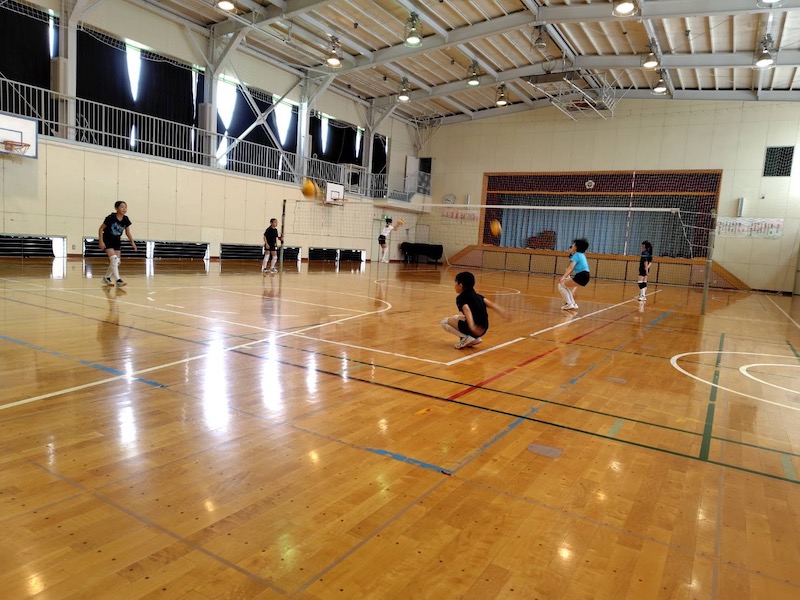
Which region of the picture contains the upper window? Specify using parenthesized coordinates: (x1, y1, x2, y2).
(764, 146, 794, 177)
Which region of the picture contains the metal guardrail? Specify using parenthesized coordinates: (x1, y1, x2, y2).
(0, 77, 426, 202)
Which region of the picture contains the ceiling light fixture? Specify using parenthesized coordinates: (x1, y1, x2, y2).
(612, 0, 639, 17)
(641, 47, 659, 69)
(754, 34, 776, 68)
(217, 0, 235, 11)
(467, 61, 480, 86)
(651, 70, 668, 95)
(398, 77, 411, 102)
(533, 26, 547, 51)
(495, 83, 508, 107)
(404, 12, 422, 47)
(756, 1, 787, 8)
(326, 36, 342, 68)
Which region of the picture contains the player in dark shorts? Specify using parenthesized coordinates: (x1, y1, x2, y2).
(98, 201, 137, 287)
(378, 217, 395, 263)
(440, 271, 508, 349)
(557, 238, 590, 310)
(637, 241, 653, 301)
(262, 218, 282, 274)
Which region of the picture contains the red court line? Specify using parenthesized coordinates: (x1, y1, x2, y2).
(448, 309, 636, 401)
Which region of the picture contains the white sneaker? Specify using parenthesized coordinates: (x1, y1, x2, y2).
(115, 279, 127, 287)
(570, 303, 579, 309)
(468, 337, 482, 347)
(561, 303, 577, 310)
(455, 335, 477, 349)
(270, 267, 278, 273)
(101, 277, 113, 286)
(637, 294, 646, 301)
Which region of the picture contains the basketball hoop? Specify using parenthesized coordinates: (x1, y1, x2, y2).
(3, 140, 30, 155)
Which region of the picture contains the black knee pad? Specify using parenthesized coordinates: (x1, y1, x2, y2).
(638, 282, 646, 290)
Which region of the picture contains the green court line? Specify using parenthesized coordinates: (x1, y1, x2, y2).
(781, 456, 798, 482)
(607, 419, 624, 437)
(788, 340, 800, 360)
(699, 333, 725, 461)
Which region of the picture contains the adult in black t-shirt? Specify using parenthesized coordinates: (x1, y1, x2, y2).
(98, 201, 137, 287)
(262, 218, 282, 274)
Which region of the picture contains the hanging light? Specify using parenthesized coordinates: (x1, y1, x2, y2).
(756, 1, 786, 8)
(467, 61, 480, 86)
(398, 77, 411, 102)
(495, 84, 508, 107)
(326, 36, 342, 68)
(612, 0, 639, 17)
(217, 0, 235, 10)
(533, 26, 547, 51)
(641, 44, 659, 69)
(651, 71, 668, 95)
(404, 12, 422, 47)
(754, 34, 776, 68)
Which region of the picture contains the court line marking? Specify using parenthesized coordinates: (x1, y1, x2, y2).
(740, 364, 800, 395)
(0, 289, 448, 410)
(4, 283, 453, 370)
(11, 289, 799, 486)
(766, 295, 800, 331)
(530, 290, 663, 337)
(445, 292, 661, 366)
(670, 351, 800, 411)
(287, 333, 445, 364)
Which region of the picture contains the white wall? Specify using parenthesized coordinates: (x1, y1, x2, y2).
(426, 100, 800, 292)
(0, 139, 424, 261)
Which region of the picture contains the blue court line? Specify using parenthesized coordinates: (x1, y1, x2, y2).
(453, 407, 541, 472)
(0, 334, 165, 388)
(607, 419, 624, 437)
(363, 407, 541, 477)
(781, 456, 798, 482)
(364, 447, 452, 475)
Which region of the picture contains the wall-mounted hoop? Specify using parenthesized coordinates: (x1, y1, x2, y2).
(3, 140, 31, 155)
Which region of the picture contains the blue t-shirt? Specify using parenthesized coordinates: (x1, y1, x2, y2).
(571, 251, 589, 274)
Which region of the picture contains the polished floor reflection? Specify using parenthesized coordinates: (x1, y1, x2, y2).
(1, 257, 799, 599)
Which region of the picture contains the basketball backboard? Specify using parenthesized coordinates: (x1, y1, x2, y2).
(0, 112, 38, 158)
(325, 182, 345, 205)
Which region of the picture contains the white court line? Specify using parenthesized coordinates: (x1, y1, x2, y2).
(529, 291, 661, 337)
(206, 286, 372, 313)
(289, 333, 444, 365)
(671, 351, 800, 411)
(445, 291, 663, 366)
(740, 363, 800, 395)
(445, 337, 527, 366)
(766, 295, 800, 331)
(1, 283, 454, 410)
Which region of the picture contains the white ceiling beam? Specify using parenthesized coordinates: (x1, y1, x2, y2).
(577, 51, 800, 69)
(538, 0, 800, 23)
(214, 0, 336, 37)
(371, 49, 800, 106)
(373, 61, 577, 107)
(437, 87, 800, 126)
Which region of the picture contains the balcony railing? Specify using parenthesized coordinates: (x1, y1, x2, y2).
(0, 77, 426, 202)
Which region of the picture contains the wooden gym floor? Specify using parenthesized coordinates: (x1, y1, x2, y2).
(1, 257, 799, 599)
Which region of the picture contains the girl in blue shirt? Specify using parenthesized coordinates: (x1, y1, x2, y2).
(558, 238, 590, 310)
